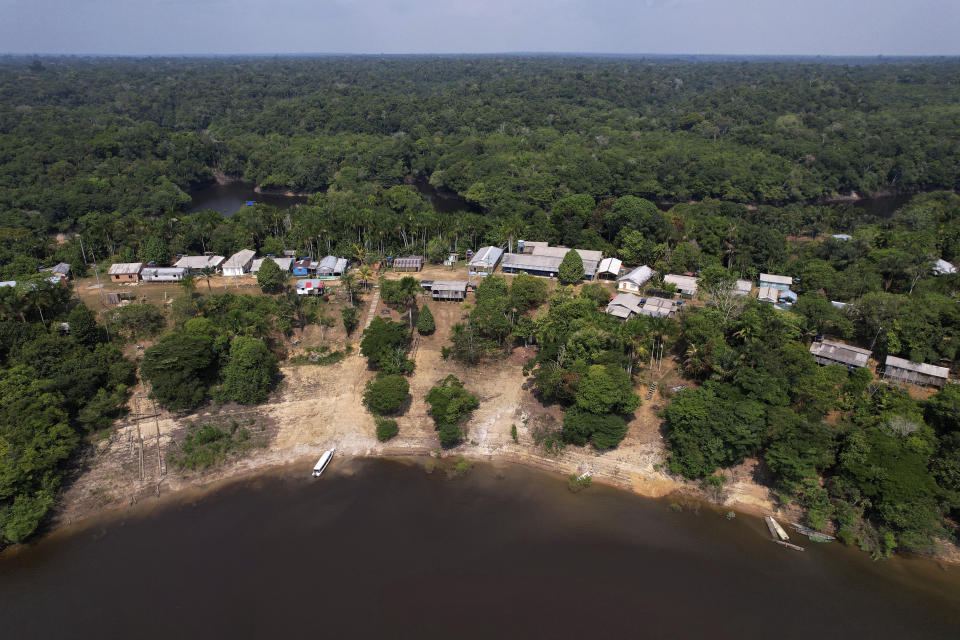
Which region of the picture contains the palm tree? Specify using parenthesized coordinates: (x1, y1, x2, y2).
(340, 272, 357, 305)
(499, 214, 526, 254)
(199, 267, 214, 295)
(358, 265, 373, 290)
(179, 274, 197, 296)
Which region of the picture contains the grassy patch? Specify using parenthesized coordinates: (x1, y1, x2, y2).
(168, 420, 262, 471)
(287, 345, 352, 366)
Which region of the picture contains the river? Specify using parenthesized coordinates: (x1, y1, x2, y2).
(0, 459, 957, 639)
(186, 182, 309, 216)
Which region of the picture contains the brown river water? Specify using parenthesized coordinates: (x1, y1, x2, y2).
(2, 459, 957, 639)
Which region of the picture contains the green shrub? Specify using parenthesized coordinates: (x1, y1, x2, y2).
(375, 416, 399, 441)
(363, 374, 411, 415)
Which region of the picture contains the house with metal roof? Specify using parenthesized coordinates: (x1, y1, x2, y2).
(108, 263, 143, 282)
(141, 267, 187, 282)
(733, 279, 753, 296)
(596, 257, 622, 280)
(501, 244, 602, 280)
(757, 285, 779, 304)
(467, 246, 503, 276)
(251, 257, 294, 274)
(809, 339, 872, 369)
(640, 296, 677, 318)
(617, 265, 655, 294)
(664, 274, 698, 298)
(393, 256, 424, 272)
(292, 258, 313, 277)
(883, 356, 950, 388)
(222, 250, 256, 277)
(933, 259, 957, 276)
(295, 279, 325, 295)
(430, 281, 469, 301)
(174, 255, 225, 273)
(759, 273, 793, 291)
(42, 263, 71, 281)
(605, 292, 643, 320)
(831, 234, 853, 241)
(316, 256, 348, 278)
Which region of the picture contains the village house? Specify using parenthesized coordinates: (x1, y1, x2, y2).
(883, 356, 950, 388)
(733, 279, 753, 296)
(664, 274, 698, 298)
(251, 257, 294, 274)
(501, 242, 603, 280)
(108, 262, 143, 282)
(605, 292, 643, 321)
(222, 250, 256, 277)
(640, 296, 678, 318)
(759, 273, 793, 291)
(596, 257, 622, 281)
(617, 265, 655, 294)
(393, 256, 424, 272)
(42, 263, 71, 282)
(430, 281, 469, 301)
(141, 267, 187, 282)
(757, 285, 779, 304)
(316, 256, 349, 278)
(933, 259, 957, 276)
(292, 258, 313, 277)
(295, 279, 325, 295)
(173, 255, 225, 273)
(809, 339, 872, 369)
(467, 246, 503, 276)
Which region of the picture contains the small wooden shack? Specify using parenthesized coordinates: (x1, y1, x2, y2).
(809, 339, 871, 369)
(884, 356, 950, 388)
(393, 256, 424, 272)
(430, 281, 468, 301)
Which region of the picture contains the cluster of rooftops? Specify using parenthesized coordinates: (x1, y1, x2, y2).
(106, 250, 349, 292)
(94, 240, 955, 387)
(810, 339, 950, 388)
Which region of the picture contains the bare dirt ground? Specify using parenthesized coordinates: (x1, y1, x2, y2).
(55, 269, 784, 529)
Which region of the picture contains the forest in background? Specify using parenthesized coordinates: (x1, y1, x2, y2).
(0, 55, 958, 553)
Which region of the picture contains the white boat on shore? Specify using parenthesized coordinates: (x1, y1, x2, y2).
(312, 448, 335, 477)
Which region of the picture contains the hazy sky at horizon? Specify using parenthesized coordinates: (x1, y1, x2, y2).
(2, 0, 959, 57)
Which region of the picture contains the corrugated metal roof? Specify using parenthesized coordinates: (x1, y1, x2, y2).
(223, 250, 256, 269)
(430, 281, 468, 292)
(664, 274, 698, 293)
(108, 262, 143, 275)
(734, 279, 753, 293)
(502, 253, 562, 272)
(469, 246, 503, 267)
(640, 297, 676, 317)
(885, 355, 949, 379)
(809, 340, 872, 367)
(251, 257, 293, 273)
(174, 255, 225, 270)
(606, 293, 643, 317)
(757, 285, 779, 302)
(393, 256, 423, 268)
(759, 273, 793, 286)
(598, 257, 622, 275)
(619, 265, 654, 286)
(934, 259, 957, 275)
(296, 279, 325, 289)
